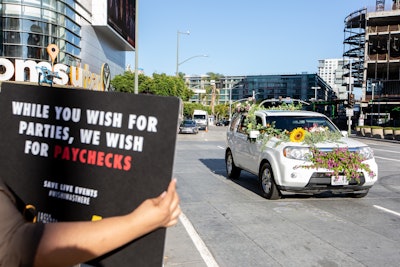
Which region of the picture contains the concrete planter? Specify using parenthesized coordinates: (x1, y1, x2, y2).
(371, 127, 384, 139)
(394, 129, 400, 141)
(355, 126, 362, 136)
(383, 128, 394, 140)
(361, 127, 371, 137)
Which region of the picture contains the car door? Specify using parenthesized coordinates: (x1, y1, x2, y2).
(227, 114, 251, 170)
(234, 114, 261, 173)
(243, 114, 264, 173)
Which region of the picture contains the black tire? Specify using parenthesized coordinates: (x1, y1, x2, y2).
(350, 189, 369, 198)
(225, 150, 241, 179)
(259, 162, 281, 200)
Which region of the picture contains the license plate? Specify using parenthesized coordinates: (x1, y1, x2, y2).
(331, 175, 349, 185)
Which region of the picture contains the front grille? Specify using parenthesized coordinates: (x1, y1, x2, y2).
(317, 147, 359, 153)
(307, 172, 366, 187)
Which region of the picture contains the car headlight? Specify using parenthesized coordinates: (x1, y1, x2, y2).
(283, 146, 312, 160)
(357, 146, 374, 160)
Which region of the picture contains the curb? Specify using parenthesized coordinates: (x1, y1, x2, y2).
(350, 134, 400, 144)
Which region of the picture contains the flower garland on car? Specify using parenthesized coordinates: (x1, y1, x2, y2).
(236, 101, 375, 181)
(301, 147, 375, 182)
(242, 102, 342, 146)
(235, 99, 255, 113)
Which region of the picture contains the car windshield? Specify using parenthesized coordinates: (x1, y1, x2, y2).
(265, 116, 338, 132)
(193, 115, 206, 120)
(182, 120, 196, 127)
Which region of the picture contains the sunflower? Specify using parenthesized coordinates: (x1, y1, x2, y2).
(290, 127, 306, 142)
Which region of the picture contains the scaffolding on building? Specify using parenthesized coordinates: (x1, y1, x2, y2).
(343, 1, 400, 127)
(343, 8, 366, 90)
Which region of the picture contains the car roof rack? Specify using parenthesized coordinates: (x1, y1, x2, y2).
(259, 97, 310, 108)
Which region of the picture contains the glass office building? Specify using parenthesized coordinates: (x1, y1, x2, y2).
(187, 73, 335, 104)
(0, 0, 134, 87)
(1, 0, 82, 64)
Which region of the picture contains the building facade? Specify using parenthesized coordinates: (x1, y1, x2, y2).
(0, 0, 134, 89)
(318, 58, 348, 100)
(344, 1, 400, 126)
(186, 73, 336, 105)
(344, 2, 400, 102)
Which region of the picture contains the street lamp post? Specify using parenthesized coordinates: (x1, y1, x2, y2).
(347, 61, 353, 133)
(229, 86, 232, 122)
(176, 30, 190, 76)
(178, 54, 208, 67)
(371, 83, 375, 126)
(134, 0, 139, 94)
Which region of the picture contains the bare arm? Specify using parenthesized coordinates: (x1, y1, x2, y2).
(33, 179, 180, 267)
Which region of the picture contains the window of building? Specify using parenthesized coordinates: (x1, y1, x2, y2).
(5, 31, 21, 43)
(23, 0, 41, 7)
(43, 9, 57, 23)
(64, 42, 81, 58)
(4, 4, 22, 16)
(66, 31, 80, 46)
(22, 5, 41, 18)
(3, 17, 21, 30)
(4, 45, 22, 57)
(65, 18, 80, 35)
(42, 0, 57, 10)
(65, 6, 75, 20)
(64, 0, 75, 7)
(48, 23, 57, 36)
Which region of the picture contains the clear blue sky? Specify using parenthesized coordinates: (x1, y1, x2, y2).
(127, 0, 393, 77)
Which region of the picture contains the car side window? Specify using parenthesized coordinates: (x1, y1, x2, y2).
(235, 115, 263, 134)
(230, 113, 241, 132)
(256, 116, 262, 127)
(238, 115, 247, 134)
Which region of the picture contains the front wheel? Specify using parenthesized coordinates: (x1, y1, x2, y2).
(259, 162, 281, 200)
(225, 150, 241, 179)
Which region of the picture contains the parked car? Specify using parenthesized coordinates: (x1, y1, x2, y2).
(225, 108, 378, 200)
(216, 119, 230, 126)
(179, 120, 199, 134)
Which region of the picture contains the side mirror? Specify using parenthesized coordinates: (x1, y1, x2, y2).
(249, 130, 260, 139)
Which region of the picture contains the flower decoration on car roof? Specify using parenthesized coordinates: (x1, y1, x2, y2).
(235, 98, 255, 113)
(241, 103, 342, 146)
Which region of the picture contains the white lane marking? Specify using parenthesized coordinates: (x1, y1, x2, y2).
(372, 148, 400, 154)
(217, 146, 225, 150)
(375, 156, 400, 162)
(373, 205, 400, 217)
(179, 212, 220, 267)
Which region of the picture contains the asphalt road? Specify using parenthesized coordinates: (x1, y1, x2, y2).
(163, 126, 400, 267)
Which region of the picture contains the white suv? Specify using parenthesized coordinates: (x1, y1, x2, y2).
(225, 108, 378, 200)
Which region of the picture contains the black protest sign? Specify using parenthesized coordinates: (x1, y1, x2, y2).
(0, 82, 180, 266)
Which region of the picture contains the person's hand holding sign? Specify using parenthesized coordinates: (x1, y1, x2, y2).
(33, 179, 180, 267)
(129, 178, 181, 229)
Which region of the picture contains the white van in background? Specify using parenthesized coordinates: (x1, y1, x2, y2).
(192, 109, 208, 130)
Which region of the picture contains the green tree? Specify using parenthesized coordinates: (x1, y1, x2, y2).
(182, 102, 210, 119)
(214, 104, 229, 120)
(111, 72, 193, 100)
(110, 72, 150, 93)
(206, 72, 224, 81)
(206, 72, 223, 114)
